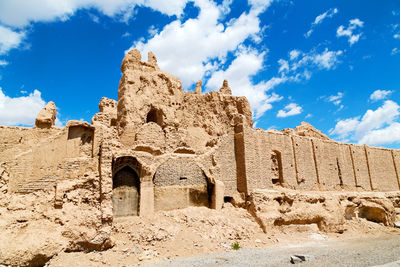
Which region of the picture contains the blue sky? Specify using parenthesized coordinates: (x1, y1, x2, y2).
(0, 0, 399, 148)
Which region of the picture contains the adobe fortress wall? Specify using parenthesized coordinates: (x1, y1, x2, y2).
(239, 127, 400, 193)
(0, 49, 400, 266)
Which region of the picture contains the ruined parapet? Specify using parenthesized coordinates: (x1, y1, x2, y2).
(116, 49, 253, 151)
(35, 101, 56, 128)
(92, 97, 118, 127)
(195, 80, 202, 94)
(219, 80, 232, 95)
(147, 51, 159, 70)
(117, 49, 183, 145)
(293, 122, 331, 140)
(99, 97, 117, 114)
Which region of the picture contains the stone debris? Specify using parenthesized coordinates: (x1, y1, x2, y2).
(290, 255, 309, 264)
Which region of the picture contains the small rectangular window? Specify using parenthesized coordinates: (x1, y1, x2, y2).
(179, 177, 188, 181)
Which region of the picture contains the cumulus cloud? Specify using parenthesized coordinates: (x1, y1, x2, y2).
(358, 123, 400, 146)
(370, 89, 393, 102)
(336, 18, 364, 46)
(0, 0, 191, 28)
(277, 103, 302, 118)
(330, 100, 400, 146)
(0, 87, 46, 126)
(392, 47, 399, 56)
(305, 7, 338, 38)
(0, 25, 26, 55)
(206, 46, 283, 119)
(0, 0, 196, 54)
(133, 0, 269, 88)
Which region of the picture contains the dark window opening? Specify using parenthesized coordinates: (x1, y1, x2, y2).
(272, 178, 280, 184)
(179, 177, 188, 181)
(146, 107, 164, 126)
(224, 196, 233, 203)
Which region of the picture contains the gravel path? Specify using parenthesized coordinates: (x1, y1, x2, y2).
(137, 234, 400, 267)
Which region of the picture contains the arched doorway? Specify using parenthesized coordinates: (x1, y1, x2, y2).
(112, 157, 141, 217)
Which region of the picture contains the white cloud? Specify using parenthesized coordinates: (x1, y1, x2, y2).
(0, 87, 46, 126)
(289, 49, 300, 60)
(370, 89, 393, 102)
(358, 123, 400, 146)
(336, 18, 364, 46)
(278, 59, 289, 73)
(122, 32, 131, 38)
(133, 0, 270, 88)
(0, 59, 8, 66)
(206, 46, 283, 119)
(305, 7, 338, 38)
(394, 34, 400, 39)
(392, 47, 400, 55)
(312, 49, 343, 70)
(88, 13, 100, 23)
(0, 0, 191, 28)
(288, 48, 343, 73)
(277, 103, 302, 118)
(330, 100, 400, 146)
(248, 0, 274, 14)
(0, 25, 26, 55)
(330, 117, 360, 139)
(327, 92, 343, 106)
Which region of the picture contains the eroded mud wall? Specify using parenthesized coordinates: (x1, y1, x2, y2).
(291, 135, 318, 190)
(242, 129, 271, 192)
(214, 133, 238, 196)
(242, 129, 400, 192)
(0, 123, 97, 193)
(349, 145, 371, 190)
(243, 130, 297, 192)
(367, 147, 399, 191)
(337, 143, 356, 190)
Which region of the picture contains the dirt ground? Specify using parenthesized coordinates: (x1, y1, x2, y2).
(138, 234, 400, 267)
(46, 204, 400, 267)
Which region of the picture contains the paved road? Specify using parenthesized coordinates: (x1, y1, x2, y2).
(137, 235, 400, 267)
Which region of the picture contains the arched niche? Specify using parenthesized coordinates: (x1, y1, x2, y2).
(146, 107, 164, 127)
(271, 150, 284, 185)
(153, 158, 210, 211)
(112, 156, 141, 217)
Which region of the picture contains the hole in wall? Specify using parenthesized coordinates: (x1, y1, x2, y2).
(146, 107, 164, 127)
(224, 196, 233, 203)
(271, 150, 284, 185)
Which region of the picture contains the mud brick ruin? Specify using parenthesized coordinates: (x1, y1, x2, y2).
(1, 49, 399, 266)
